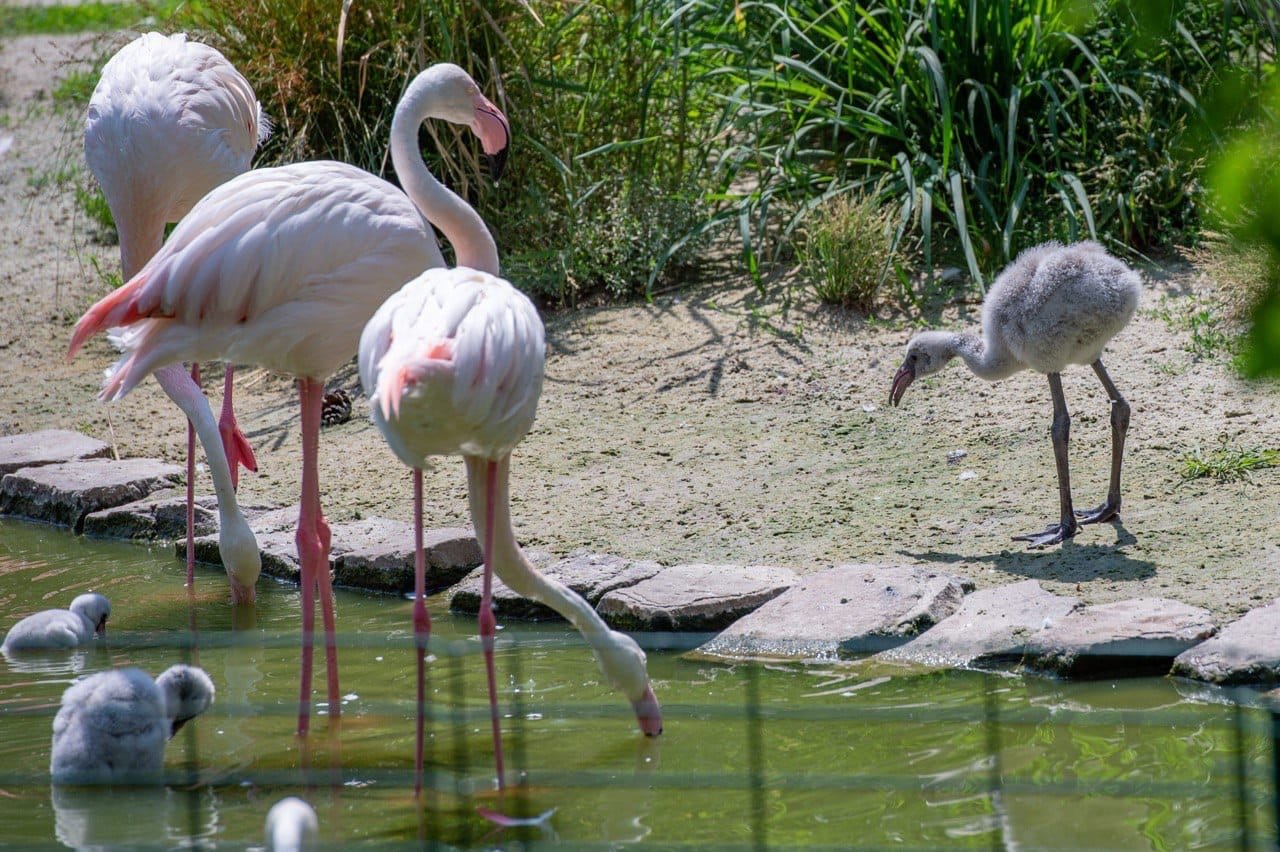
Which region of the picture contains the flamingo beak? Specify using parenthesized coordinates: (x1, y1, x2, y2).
(471, 95, 510, 183)
(95, 617, 108, 638)
(631, 684, 663, 737)
(890, 361, 915, 407)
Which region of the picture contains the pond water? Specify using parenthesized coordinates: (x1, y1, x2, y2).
(0, 517, 1275, 849)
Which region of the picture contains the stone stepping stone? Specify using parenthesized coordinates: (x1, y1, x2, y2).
(449, 552, 661, 621)
(1172, 600, 1280, 685)
(1021, 597, 1216, 678)
(82, 488, 219, 540)
(0, 430, 110, 475)
(332, 520, 480, 594)
(877, 580, 1080, 669)
(0, 457, 183, 533)
(596, 563, 796, 632)
(696, 564, 972, 661)
(183, 514, 482, 593)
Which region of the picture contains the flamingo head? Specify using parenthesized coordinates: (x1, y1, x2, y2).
(70, 593, 111, 638)
(891, 331, 955, 406)
(631, 683, 664, 737)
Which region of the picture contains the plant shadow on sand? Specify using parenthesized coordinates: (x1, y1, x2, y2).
(900, 521, 1160, 584)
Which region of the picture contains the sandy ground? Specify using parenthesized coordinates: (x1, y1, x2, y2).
(2, 33, 1278, 623)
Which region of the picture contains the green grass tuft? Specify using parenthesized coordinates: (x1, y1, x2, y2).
(0, 1, 185, 35)
(799, 191, 899, 312)
(1179, 441, 1279, 483)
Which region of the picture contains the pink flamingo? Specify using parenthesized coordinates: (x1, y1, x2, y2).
(85, 32, 268, 601)
(359, 268, 663, 798)
(67, 63, 511, 736)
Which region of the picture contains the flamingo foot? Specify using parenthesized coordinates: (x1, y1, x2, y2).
(1012, 520, 1077, 548)
(1075, 499, 1120, 526)
(218, 417, 258, 490)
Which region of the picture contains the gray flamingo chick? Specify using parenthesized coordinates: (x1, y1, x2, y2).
(50, 664, 216, 784)
(2, 593, 110, 653)
(890, 240, 1141, 547)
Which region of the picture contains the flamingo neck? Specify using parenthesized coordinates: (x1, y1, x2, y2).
(153, 365, 261, 601)
(952, 333, 1017, 381)
(390, 77, 499, 276)
(464, 457, 628, 659)
(117, 215, 166, 280)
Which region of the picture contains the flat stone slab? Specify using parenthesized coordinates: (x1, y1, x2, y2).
(1172, 600, 1280, 685)
(82, 489, 219, 540)
(877, 580, 1081, 669)
(450, 552, 662, 621)
(1022, 598, 1217, 678)
(0, 458, 184, 533)
(183, 514, 481, 593)
(333, 520, 481, 594)
(695, 564, 972, 661)
(0, 430, 111, 475)
(596, 564, 796, 631)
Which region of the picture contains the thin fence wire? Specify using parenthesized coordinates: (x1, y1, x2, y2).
(3, 629, 1277, 849)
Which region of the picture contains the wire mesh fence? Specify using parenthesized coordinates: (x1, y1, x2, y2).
(2, 628, 1277, 849)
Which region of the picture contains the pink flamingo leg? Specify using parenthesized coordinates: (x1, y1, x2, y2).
(479, 458, 506, 791)
(218, 365, 258, 490)
(186, 362, 200, 589)
(297, 378, 340, 726)
(295, 379, 321, 735)
(413, 467, 431, 797)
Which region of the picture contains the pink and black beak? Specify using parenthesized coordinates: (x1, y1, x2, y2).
(471, 95, 511, 183)
(890, 357, 916, 407)
(95, 615, 108, 639)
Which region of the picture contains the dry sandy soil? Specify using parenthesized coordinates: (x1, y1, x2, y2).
(2, 32, 1278, 623)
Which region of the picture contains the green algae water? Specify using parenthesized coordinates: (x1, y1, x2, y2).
(0, 518, 1275, 849)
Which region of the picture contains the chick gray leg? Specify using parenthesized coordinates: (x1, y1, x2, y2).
(1013, 372, 1078, 547)
(1075, 358, 1129, 525)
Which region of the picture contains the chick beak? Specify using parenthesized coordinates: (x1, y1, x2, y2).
(890, 362, 915, 407)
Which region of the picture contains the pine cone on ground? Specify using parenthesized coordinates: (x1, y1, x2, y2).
(321, 388, 353, 427)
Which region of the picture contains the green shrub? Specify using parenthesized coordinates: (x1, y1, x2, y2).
(181, 0, 718, 305)
(798, 192, 898, 311)
(669, 0, 1279, 298)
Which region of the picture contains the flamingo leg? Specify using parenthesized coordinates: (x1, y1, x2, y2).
(185, 362, 200, 589)
(298, 378, 341, 722)
(1013, 372, 1078, 547)
(474, 456, 506, 791)
(218, 365, 258, 490)
(295, 378, 331, 735)
(1075, 359, 1129, 526)
(413, 467, 431, 797)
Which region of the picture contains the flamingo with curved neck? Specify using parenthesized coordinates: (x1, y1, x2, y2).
(67, 63, 511, 736)
(86, 32, 267, 603)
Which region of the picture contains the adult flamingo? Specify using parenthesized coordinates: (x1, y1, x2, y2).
(85, 32, 268, 601)
(67, 63, 510, 736)
(359, 269, 663, 796)
(890, 240, 1140, 546)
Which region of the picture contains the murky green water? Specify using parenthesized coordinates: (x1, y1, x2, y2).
(0, 517, 1275, 849)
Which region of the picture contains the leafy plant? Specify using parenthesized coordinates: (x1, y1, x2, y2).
(669, 0, 1278, 299)
(1179, 439, 1279, 482)
(53, 70, 99, 107)
(798, 190, 899, 311)
(75, 183, 116, 243)
(183, 0, 719, 305)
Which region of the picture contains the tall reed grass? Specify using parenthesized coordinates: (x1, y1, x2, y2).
(179, 0, 1280, 309)
(671, 0, 1279, 300)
